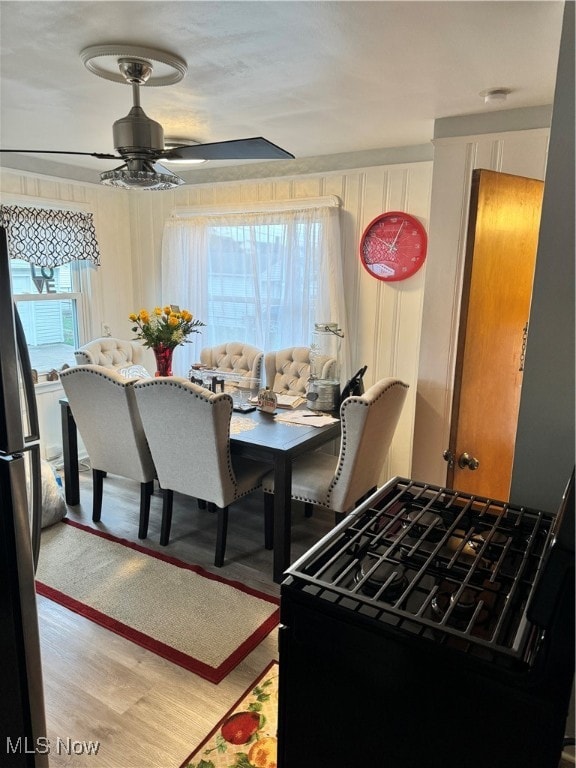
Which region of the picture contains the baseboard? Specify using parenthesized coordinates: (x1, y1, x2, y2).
(53, 453, 90, 472)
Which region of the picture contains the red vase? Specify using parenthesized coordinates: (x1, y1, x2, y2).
(153, 344, 174, 377)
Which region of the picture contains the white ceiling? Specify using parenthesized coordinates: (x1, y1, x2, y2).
(0, 0, 565, 185)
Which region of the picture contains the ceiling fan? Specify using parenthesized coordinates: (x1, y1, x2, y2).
(0, 44, 294, 190)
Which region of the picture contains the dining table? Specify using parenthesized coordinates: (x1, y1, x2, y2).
(59, 398, 340, 583)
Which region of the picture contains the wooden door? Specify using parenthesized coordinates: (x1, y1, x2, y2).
(446, 169, 543, 500)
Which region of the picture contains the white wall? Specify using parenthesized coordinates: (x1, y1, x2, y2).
(1, 126, 551, 485)
(412, 127, 550, 486)
(126, 162, 433, 482)
(0, 169, 133, 464)
(0, 170, 134, 339)
(1, 161, 433, 481)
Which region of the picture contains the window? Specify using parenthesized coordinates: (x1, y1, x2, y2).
(1, 204, 100, 375)
(205, 221, 321, 347)
(162, 197, 349, 378)
(10, 260, 89, 372)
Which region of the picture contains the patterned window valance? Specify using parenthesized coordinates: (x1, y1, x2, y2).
(0, 205, 100, 267)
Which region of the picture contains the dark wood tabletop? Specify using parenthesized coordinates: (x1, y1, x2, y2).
(231, 409, 340, 581)
(231, 408, 339, 453)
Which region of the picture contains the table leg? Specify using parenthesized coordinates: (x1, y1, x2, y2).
(60, 400, 79, 505)
(273, 454, 292, 583)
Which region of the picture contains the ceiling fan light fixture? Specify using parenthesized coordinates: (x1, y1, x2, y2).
(162, 139, 207, 165)
(100, 167, 184, 190)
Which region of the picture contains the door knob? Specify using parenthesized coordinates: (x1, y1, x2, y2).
(458, 452, 480, 470)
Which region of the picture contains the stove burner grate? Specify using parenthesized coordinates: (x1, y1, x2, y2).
(290, 478, 554, 668)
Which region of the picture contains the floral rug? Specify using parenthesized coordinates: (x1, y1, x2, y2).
(181, 661, 279, 768)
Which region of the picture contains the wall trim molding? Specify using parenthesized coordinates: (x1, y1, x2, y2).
(432, 127, 550, 147)
(0, 190, 93, 212)
(434, 106, 552, 140)
(1, 144, 434, 187)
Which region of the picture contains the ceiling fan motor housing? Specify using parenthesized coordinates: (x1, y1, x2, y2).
(113, 106, 164, 155)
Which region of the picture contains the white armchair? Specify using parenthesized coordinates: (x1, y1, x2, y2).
(263, 377, 409, 527)
(199, 341, 263, 382)
(59, 365, 157, 538)
(264, 347, 336, 396)
(74, 337, 152, 374)
(133, 377, 271, 566)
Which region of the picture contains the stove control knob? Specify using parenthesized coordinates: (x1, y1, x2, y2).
(458, 452, 480, 471)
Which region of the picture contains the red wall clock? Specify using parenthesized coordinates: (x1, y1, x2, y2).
(359, 211, 428, 282)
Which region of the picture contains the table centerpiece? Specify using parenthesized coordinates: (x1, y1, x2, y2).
(129, 305, 205, 376)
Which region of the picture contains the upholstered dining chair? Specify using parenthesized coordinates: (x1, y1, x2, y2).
(264, 347, 336, 396)
(75, 336, 153, 375)
(59, 365, 157, 538)
(262, 378, 409, 530)
(199, 341, 263, 382)
(133, 377, 271, 565)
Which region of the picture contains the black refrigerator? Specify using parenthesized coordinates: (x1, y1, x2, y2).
(0, 226, 49, 767)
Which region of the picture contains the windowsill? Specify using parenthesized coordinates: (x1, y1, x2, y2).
(34, 376, 63, 393)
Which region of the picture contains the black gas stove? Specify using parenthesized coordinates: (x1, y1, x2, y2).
(277, 475, 574, 768)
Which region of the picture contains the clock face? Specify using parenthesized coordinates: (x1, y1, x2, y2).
(360, 211, 428, 282)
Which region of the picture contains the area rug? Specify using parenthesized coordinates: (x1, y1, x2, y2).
(36, 519, 279, 683)
(180, 660, 279, 768)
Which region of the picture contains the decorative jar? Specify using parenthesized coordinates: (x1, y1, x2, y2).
(308, 322, 343, 411)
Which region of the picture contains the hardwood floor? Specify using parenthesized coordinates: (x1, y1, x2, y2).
(38, 469, 334, 768)
(37, 469, 575, 768)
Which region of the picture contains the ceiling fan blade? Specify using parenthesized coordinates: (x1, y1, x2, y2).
(160, 137, 294, 161)
(0, 149, 120, 160)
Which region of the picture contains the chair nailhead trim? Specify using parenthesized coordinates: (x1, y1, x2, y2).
(60, 367, 131, 389)
(134, 378, 238, 487)
(326, 380, 409, 504)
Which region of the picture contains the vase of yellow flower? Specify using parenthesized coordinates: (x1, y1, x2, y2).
(129, 305, 205, 377)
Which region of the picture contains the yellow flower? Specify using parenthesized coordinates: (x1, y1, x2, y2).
(130, 303, 205, 350)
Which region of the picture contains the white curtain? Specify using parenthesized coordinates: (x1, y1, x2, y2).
(161, 197, 350, 379)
